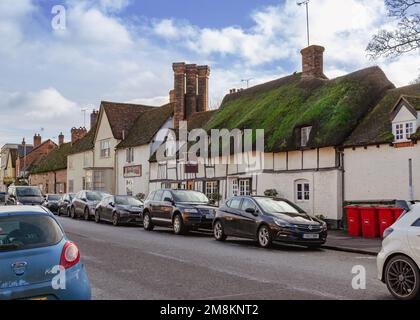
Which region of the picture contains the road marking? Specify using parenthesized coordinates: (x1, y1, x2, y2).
(146, 251, 190, 264)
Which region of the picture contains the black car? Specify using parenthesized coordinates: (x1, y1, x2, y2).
(213, 196, 328, 248)
(42, 194, 61, 213)
(57, 193, 76, 216)
(5, 186, 44, 206)
(142, 189, 216, 235)
(95, 195, 143, 226)
(70, 190, 103, 220)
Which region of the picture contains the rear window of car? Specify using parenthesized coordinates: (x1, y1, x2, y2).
(228, 198, 242, 209)
(16, 187, 42, 197)
(0, 215, 63, 252)
(48, 195, 61, 201)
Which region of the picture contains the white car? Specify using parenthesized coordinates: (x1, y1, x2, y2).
(377, 204, 420, 300)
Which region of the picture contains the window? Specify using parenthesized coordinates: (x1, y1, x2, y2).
(232, 179, 239, 196)
(68, 158, 74, 170)
(83, 152, 91, 167)
(154, 190, 164, 201)
(68, 180, 74, 193)
(205, 181, 219, 200)
(162, 191, 173, 202)
(412, 218, 420, 227)
(146, 191, 156, 201)
(126, 148, 134, 163)
(100, 140, 111, 158)
(229, 197, 242, 209)
(394, 122, 415, 142)
(126, 178, 133, 196)
(241, 198, 256, 212)
(231, 179, 251, 196)
(296, 180, 310, 202)
(301, 126, 312, 147)
(93, 171, 105, 191)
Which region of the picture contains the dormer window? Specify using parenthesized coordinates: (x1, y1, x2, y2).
(301, 126, 312, 147)
(393, 122, 415, 142)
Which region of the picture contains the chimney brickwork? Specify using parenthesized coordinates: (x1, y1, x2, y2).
(71, 127, 87, 145)
(173, 62, 186, 130)
(90, 110, 99, 129)
(197, 65, 210, 113)
(185, 64, 198, 119)
(33, 134, 41, 148)
(58, 132, 64, 146)
(301, 45, 326, 79)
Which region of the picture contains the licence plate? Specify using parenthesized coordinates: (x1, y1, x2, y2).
(303, 234, 319, 239)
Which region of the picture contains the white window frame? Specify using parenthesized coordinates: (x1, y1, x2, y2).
(126, 148, 134, 163)
(205, 181, 219, 200)
(295, 180, 310, 202)
(231, 178, 251, 197)
(301, 126, 312, 147)
(100, 140, 111, 158)
(393, 121, 415, 142)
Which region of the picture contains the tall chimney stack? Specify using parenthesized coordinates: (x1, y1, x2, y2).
(90, 110, 99, 129)
(197, 65, 210, 112)
(172, 62, 186, 130)
(58, 132, 64, 146)
(185, 64, 198, 119)
(301, 45, 327, 79)
(33, 134, 41, 148)
(71, 127, 87, 145)
(169, 90, 176, 104)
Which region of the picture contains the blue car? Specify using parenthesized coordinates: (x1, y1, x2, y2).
(0, 206, 91, 300)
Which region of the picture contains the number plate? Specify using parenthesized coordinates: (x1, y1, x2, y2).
(303, 233, 320, 239)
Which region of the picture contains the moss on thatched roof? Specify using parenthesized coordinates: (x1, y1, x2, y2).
(205, 67, 394, 152)
(345, 83, 420, 147)
(31, 142, 72, 174)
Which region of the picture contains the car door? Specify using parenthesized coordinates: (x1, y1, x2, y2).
(151, 190, 165, 223)
(104, 196, 115, 221)
(161, 191, 174, 222)
(222, 197, 243, 236)
(407, 216, 420, 262)
(74, 191, 84, 215)
(237, 198, 259, 238)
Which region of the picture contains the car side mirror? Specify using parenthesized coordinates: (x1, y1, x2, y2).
(245, 208, 258, 216)
(82, 198, 87, 202)
(110, 202, 115, 207)
(164, 197, 173, 204)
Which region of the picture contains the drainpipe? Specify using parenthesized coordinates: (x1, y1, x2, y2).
(409, 158, 414, 201)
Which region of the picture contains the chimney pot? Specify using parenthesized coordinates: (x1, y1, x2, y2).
(33, 133, 42, 148)
(90, 110, 99, 129)
(58, 132, 64, 146)
(301, 45, 327, 79)
(71, 127, 87, 145)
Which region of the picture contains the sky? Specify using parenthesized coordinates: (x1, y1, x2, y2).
(0, 0, 419, 148)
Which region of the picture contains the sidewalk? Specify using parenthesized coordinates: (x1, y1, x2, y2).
(322, 230, 382, 256)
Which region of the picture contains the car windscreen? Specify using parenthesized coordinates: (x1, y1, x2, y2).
(0, 214, 63, 252)
(86, 192, 102, 201)
(48, 195, 61, 201)
(16, 187, 42, 197)
(115, 196, 143, 206)
(255, 198, 306, 216)
(172, 191, 209, 203)
(69, 194, 75, 200)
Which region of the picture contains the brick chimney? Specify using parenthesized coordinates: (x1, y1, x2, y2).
(90, 110, 99, 129)
(58, 132, 64, 146)
(185, 64, 198, 119)
(197, 65, 210, 113)
(169, 90, 176, 104)
(173, 62, 186, 130)
(33, 134, 41, 148)
(301, 45, 327, 79)
(71, 127, 87, 145)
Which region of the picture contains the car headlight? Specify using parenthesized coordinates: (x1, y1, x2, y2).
(274, 218, 295, 228)
(16, 201, 22, 205)
(184, 208, 198, 214)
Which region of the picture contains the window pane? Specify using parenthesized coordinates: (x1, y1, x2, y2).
(230, 198, 242, 209)
(241, 199, 256, 212)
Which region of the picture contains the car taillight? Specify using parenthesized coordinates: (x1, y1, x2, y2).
(60, 242, 80, 269)
(383, 227, 394, 239)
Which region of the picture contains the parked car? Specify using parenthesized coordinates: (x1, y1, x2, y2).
(95, 195, 143, 226)
(57, 193, 76, 216)
(5, 186, 44, 206)
(377, 203, 420, 300)
(70, 190, 102, 220)
(0, 192, 6, 203)
(213, 196, 328, 249)
(0, 206, 91, 300)
(42, 194, 61, 213)
(142, 189, 216, 235)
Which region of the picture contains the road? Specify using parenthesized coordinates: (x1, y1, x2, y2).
(58, 216, 391, 300)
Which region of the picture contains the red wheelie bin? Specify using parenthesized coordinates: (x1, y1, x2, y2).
(377, 207, 394, 239)
(360, 207, 379, 238)
(345, 206, 362, 237)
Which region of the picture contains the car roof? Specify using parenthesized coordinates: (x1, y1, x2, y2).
(0, 206, 50, 216)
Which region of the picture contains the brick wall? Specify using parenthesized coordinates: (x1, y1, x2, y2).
(30, 169, 67, 194)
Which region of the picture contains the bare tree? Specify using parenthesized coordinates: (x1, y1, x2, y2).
(412, 74, 420, 84)
(367, 0, 420, 59)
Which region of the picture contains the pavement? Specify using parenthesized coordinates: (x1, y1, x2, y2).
(58, 216, 390, 300)
(323, 230, 382, 256)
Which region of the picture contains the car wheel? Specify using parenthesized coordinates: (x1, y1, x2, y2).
(258, 225, 273, 248)
(112, 212, 119, 227)
(84, 207, 90, 221)
(213, 220, 227, 241)
(173, 214, 187, 235)
(143, 212, 154, 231)
(94, 210, 101, 224)
(385, 255, 420, 300)
(70, 207, 77, 219)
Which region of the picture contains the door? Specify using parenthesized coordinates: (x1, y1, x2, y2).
(74, 191, 85, 215)
(407, 217, 420, 262)
(237, 198, 259, 238)
(161, 191, 174, 222)
(150, 190, 165, 224)
(222, 197, 243, 236)
(104, 196, 115, 221)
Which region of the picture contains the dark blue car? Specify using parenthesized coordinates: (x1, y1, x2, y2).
(0, 206, 91, 300)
